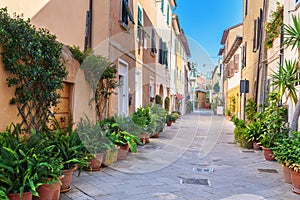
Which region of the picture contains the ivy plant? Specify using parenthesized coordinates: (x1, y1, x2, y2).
(0, 8, 67, 132)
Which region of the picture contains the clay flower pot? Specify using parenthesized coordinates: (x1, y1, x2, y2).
(151, 133, 159, 138)
(7, 192, 32, 200)
(117, 144, 129, 160)
(166, 121, 172, 126)
(61, 166, 77, 193)
(291, 170, 300, 194)
(86, 153, 103, 171)
(282, 165, 292, 184)
(253, 141, 261, 150)
(34, 176, 63, 200)
(262, 146, 275, 161)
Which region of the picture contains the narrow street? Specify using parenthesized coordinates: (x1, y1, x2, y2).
(61, 110, 298, 200)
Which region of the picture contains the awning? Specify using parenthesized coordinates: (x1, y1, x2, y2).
(176, 94, 183, 100)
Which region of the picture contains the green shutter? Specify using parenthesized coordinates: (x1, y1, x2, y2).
(161, 0, 164, 13)
(138, 6, 142, 26)
(167, 5, 170, 25)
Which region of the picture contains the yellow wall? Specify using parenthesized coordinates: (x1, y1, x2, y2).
(0, 46, 21, 130)
(242, 0, 264, 100)
(227, 85, 240, 117)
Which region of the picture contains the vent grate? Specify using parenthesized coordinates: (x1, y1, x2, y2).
(257, 169, 278, 173)
(180, 178, 209, 185)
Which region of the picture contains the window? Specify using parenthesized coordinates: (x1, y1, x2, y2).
(297, 0, 300, 5)
(151, 28, 157, 55)
(161, 0, 164, 13)
(253, 10, 262, 52)
(158, 38, 168, 67)
(234, 54, 239, 73)
(242, 42, 247, 68)
(121, 0, 134, 27)
(137, 5, 144, 47)
(167, 5, 170, 26)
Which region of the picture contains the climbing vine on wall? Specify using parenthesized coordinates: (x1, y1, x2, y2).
(0, 8, 67, 132)
(264, 2, 284, 49)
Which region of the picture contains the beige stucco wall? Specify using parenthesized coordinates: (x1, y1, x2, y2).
(0, 46, 21, 131)
(73, 69, 96, 125)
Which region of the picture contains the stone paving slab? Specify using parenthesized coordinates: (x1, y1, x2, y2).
(61, 110, 300, 200)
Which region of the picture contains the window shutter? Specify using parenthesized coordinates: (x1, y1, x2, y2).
(151, 28, 157, 54)
(161, 0, 164, 13)
(234, 54, 239, 73)
(253, 19, 257, 52)
(138, 6, 142, 26)
(226, 64, 230, 78)
(166, 5, 170, 25)
(229, 61, 234, 77)
(121, 0, 128, 25)
(159, 38, 163, 64)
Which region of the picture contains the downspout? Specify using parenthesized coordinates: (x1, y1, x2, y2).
(89, 0, 93, 48)
(255, 2, 266, 105)
(261, 0, 269, 110)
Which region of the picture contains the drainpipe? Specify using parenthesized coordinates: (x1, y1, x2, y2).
(89, 0, 93, 49)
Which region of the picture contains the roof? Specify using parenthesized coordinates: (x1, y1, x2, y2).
(223, 36, 243, 64)
(172, 14, 181, 35)
(220, 23, 243, 45)
(218, 47, 224, 56)
(179, 29, 191, 57)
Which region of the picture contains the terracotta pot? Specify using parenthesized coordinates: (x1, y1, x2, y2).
(85, 153, 103, 171)
(34, 177, 63, 200)
(102, 150, 117, 167)
(262, 147, 275, 161)
(7, 192, 32, 200)
(61, 166, 76, 193)
(282, 165, 292, 184)
(113, 149, 118, 163)
(117, 144, 129, 160)
(253, 141, 261, 150)
(291, 170, 300, 194)
(145, 134, 150, 143)
(166, 121, 172, 126)
(139, 136, 146, 144)
(151, 133, 159, 138)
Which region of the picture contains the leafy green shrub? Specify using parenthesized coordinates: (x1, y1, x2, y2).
(155, 95, 163, 105)
(164, 97, 170, 111)
(0, 8, 67, 132)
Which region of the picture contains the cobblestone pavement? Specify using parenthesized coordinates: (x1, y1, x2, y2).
(61, 110, 300, 200)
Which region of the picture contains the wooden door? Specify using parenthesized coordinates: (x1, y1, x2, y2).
(53, 82, 72, 129)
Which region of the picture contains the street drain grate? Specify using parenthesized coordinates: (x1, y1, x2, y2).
(242, 150, 255, 153)
(257, 169, 278, 173)
(180, 178, 209, 185)
(227, 142, 235, 144)
(225, 132, 234, 135)
(193, 167, 214, 173)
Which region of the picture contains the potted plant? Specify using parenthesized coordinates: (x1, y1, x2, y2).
(0, 125, 63, 200)
(107, 129, 140, 160)
(259, 92, 289, 161)
(166, 114, 175, 126)
(77, 117, 112, 171)
(150, 105, 167, 137)
(132, 107, 152, 144)
(272, 135, 294, 184)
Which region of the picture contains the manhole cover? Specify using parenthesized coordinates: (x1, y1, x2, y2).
(242, 150, 255, 153)
(180, 178, 209, 185)
(257, 169, 278, 173)
(193, 167, 214, 173)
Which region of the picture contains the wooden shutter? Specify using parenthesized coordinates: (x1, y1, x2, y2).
(229, 61, 234, 77)
(234, 54, 239, 73)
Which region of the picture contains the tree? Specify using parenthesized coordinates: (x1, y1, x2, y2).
(282, 14, 300, 132)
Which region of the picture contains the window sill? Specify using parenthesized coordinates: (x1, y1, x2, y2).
(120, 21, 130, 32)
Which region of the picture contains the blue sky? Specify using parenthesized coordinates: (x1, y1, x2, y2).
(174, 0, 243, 77)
